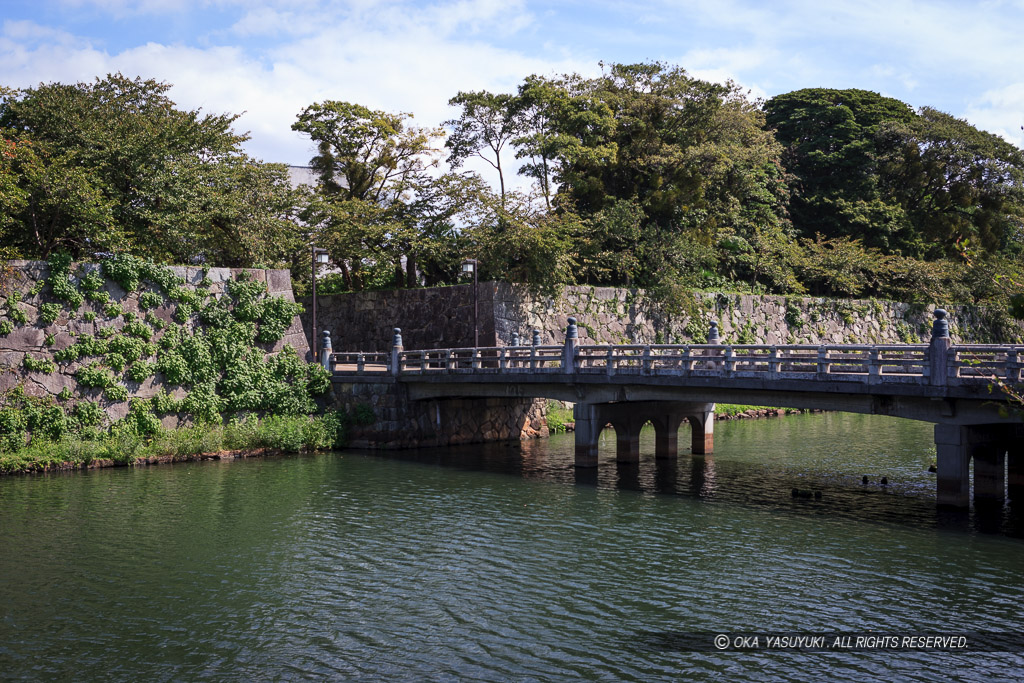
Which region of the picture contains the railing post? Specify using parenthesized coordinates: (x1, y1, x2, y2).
(868, 348, 881, 384)
(500, 347, 508, 371)
(390, 327, 403, 376)
(817, 345, 829, 376)
(707, 320, 721, 371)
(769, 346, 779, 376)
(444, 349, 452, 372)
(320, 329, 333, 372)
(511, 332, 520, 347)
(563, 317, 578, 373)
(929, 309, 951, 386)
(530, 345, 538, 371)
(1008, 348, 1019, 383)
(357, 352, 365, 375)
(473, 347, 481, 370)
(642, 345, 652, 375)
(607, 346, 615, 377)
(532, 329, 541, 346)
(724, 347, 735, 376)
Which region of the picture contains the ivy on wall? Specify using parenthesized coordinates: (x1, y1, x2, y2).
(0, 254, 330, 452)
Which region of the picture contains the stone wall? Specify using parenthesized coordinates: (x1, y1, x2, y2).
(299, 284, 496, 352)
(332, 379, 547, 449)
(307, 282, 1022, 352)
(1, 261, 308, 424)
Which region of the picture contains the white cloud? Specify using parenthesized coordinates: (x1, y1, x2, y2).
(965, 83, 1024, 147)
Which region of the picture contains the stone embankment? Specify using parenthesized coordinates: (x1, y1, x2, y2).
(304, 282, 1022, 353)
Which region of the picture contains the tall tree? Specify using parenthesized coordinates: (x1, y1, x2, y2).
(764, 88, 918, 254)
(876, 107, 1024, 258)
(0, 73, 299, 266)
(293, 100, 457, 288)
(444, 91, 520, 205)
(540, 62, 792, 290)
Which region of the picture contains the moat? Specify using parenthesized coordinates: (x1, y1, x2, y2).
(1, 413, 1022, 681)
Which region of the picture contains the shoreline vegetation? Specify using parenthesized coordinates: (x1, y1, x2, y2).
(4, 403, 821, 476)
(0, 413, 348, 476)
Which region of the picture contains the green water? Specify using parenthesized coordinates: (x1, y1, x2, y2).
(1, 413, 1022, 681)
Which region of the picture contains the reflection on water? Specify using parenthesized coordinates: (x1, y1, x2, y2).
(1, 413, 1023, 682)
(373, 412, 1023, 537)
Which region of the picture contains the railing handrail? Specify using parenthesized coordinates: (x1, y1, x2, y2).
(329, 342, 1024, 388)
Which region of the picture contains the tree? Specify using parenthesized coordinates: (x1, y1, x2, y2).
(764, 88, 919, 254)
(0, 73, 300, 266)
(876, 107, 1024, 259)
(294, 100, 465, 289)
(444, 91, 520, 205)
(542, 62, 792, 291)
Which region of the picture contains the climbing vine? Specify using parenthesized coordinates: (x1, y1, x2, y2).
(1, 255, 331, 455)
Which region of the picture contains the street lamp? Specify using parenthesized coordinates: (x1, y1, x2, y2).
(312, 246, 329, 360)
(462, 258, 479, 348)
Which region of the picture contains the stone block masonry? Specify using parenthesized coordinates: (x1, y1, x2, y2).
(1, 260, 309, 426)
(304, 282, 1022, 353)
(332, 378, 547, 449)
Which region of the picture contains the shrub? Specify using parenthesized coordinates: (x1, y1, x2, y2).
(23, 355, 56, 374)
(139, 291, 164, 310)
(39, 302, 62, 325)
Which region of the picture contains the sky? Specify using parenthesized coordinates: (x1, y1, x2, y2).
(2, 0, 1023, 174)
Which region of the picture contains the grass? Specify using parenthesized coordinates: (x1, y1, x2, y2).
(545, 401, 574, 433)
(715, 403, 805, 417)
(0, 413, 349, 475)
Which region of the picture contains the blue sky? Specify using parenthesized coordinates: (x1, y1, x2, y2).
(2, 0, 1022, 173)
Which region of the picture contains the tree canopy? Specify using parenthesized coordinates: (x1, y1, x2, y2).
(0, 73, 301, 267)
(2, 67, 1022, 318)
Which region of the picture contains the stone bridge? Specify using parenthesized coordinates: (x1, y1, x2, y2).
(325, 311, 1023, 509)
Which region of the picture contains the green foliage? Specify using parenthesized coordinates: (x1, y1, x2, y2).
(46, 252, 84, 309)
(57, 387, 72, 401)
(54, 334, 108, 362)
(39, 302, 62, 324)
(85, 290, 109, 304)
(139, 291, 164, 310)
(544, 401, 574, 433)
(103, 301, 124, 318)
(75, 363, 116, 389)
(0, 320, 12, 336)
(122, 319, 154, 341)
(71, 400, 104, 427)
(104, 384, 129, 402)
(785, 300, 804, 330)
(144, 311, 166, 329)
(257, 295, 303, 343)
(78, 270, 105, 293)
(126, 360, 155, 383)
(22, 354, 56, 374)
(5, 293, 27, 324)
(95, 326, 117, 339)
(3, 74, 300, 267)
(44, 333, 55, 346)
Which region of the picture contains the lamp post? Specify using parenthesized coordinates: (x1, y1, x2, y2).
(462, 258, 479, 348)
(311, 246, 329, 360)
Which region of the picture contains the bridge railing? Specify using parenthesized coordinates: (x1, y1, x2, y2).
(397, 345, 566, 373)
(574, 344, 934, 383)
(330, 342, 1023, 387)
(950, 345, 1022, 384)
(325, 351, 390, 374)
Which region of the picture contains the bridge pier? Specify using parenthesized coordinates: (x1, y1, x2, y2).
(934, 424, 1019, 508)
(688, 410, 715, 455)
(572, 401, 715, 467)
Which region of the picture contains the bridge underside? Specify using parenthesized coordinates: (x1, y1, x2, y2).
(403, 377, 1023, 508)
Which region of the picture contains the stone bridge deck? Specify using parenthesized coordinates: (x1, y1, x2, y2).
(326, 314, 1024, 508)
